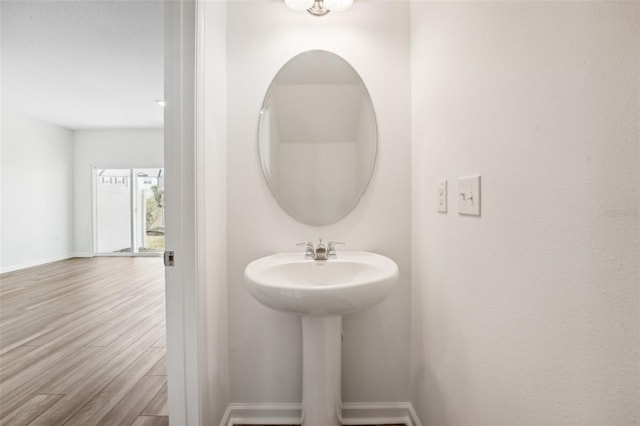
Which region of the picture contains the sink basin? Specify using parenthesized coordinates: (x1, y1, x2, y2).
(244, 251, 398, 316)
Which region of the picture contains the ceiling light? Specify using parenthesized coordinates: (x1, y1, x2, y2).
(155, 99, 166, 107)
(285, 0, 353, 16)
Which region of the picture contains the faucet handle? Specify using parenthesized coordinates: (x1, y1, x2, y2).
(296, 241, 315, 259)
(327, 241, 345, 258)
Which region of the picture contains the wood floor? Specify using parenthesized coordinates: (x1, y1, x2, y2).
(0, 257, 167, 425)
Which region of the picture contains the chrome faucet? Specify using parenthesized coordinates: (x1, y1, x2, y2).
(314, 239, 327, 260)
(297, 239, 345, 260)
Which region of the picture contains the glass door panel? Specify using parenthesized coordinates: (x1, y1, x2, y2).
(134, 168, 165, 253)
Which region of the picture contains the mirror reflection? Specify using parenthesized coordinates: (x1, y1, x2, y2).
(258, 50, 377, 226)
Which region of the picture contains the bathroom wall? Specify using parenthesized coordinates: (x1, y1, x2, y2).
(226, 1, 411, 403)
(410, 2, 640, 424)
(0, 109, 74, 272)
(73, 129, 163, 256)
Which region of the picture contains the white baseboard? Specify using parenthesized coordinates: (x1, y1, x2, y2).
(220, 401, 421, 426)
(0, 253, 76, 274)
(341, 402, 421, 426)
(73, 252, 94, 258)
(220, 403, 301, 426)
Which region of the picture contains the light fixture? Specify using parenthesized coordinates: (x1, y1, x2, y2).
(285, 0, 353, 16)
(155, 99, 166, 107)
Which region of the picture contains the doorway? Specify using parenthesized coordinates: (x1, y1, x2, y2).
(94, 168, 165, 256)
(1, 0, 196, 423)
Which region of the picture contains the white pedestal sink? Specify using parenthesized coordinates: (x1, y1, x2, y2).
(244, 252, 398, 426)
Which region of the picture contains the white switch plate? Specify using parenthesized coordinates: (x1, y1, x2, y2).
(458, 175, 481, 216)
(437, 180, 447, 213)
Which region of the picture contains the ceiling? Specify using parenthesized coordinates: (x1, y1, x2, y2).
(1, 0, 164, 130)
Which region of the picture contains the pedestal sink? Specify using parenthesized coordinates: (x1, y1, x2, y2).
(244, 251, 398, 426)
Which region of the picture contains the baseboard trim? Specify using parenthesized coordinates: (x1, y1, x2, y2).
(0, 253, 75, 274)
(341, 402, 421, 426)
(220, 403, 302, 426)
(220, 401, 421, 426)
(73, 252, 94, 258)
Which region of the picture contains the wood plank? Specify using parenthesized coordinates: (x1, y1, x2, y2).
(86, 296, 165, 347)
(28, 326, 165, 425)
(63, 348, 165, 425)
(0, 311, 64, 348)
(0, 320, 116, 382)
(0, 345, 38, 366)
(95, 375, 166, 426)
(131, 415, 170, 426)
(38, 321, 161, 394)
(0, 394, 63, 426)
(0, 327, 55, 356)
(146, 354, 167, 376)
(0, 346, 103, 419)
(140, 382, 168, 416)
(151, 330, 166, 348)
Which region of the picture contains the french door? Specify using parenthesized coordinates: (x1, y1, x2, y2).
(94, 167, 165, 255)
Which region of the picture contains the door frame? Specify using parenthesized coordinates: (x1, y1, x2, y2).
(164, 0, 202, 424)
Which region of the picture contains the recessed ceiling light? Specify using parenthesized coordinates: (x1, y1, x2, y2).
(155, 99, 166, 107)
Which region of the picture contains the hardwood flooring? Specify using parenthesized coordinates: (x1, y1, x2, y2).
(0, 257, 167, 425)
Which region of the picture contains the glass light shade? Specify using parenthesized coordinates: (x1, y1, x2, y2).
(285, 0, 315, 11)
(323, 0, 353, 12)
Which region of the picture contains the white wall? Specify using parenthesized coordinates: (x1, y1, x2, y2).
(199, 0, 229, 423)
(1, 109, 74, 272)
(410, 2, 640, 425)
(73, 129, 163, 255)
(227, 1, 411, 404)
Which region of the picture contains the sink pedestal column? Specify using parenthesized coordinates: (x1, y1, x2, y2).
(301, 315, 341, 426)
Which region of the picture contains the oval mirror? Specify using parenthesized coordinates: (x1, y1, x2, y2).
(258, 50, 377, 226)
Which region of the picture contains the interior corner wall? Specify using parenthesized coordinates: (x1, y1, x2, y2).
(1, 109, 74, 272)
(72, 129, 163, 256)
(410, 2, 640, 425)
(226, 1, 411, 404)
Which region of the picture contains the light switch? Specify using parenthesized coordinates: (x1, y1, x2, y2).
(437, 180, 447, 213)
(458, 175, 481, 216)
